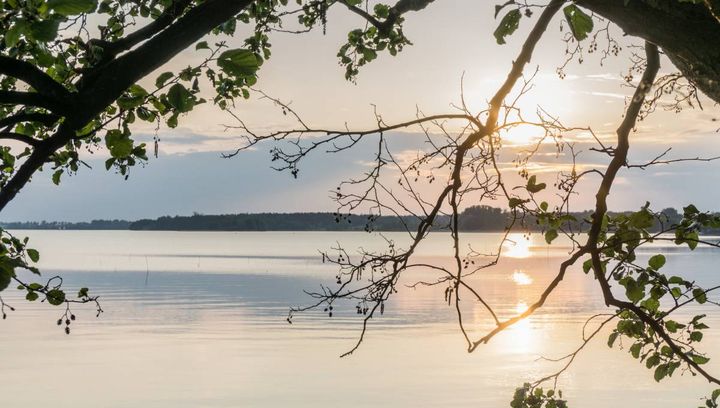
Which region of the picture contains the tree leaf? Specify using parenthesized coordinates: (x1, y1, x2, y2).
(493, 9, 521, 45)
(607, 331, 619, 348)
(155, 72, 174, 88)
(27, 248, 39, 263)
(563, 4, 593, 41)
(5, 22, 26, 48)
(526, 175, 547, 193)
(29, 19, 61, 42)
(105, 130, 133, 158)
(46, 289, 66, 306)
(693, 288, 707, 304)
(689, 353, 710, 365)
(167, 84, 195, 113)
(648, 254, 666, 270)
(544, 229, 558, 244)
(217, 49, 261, 78)
(0, 265, 13, 292)
(653, 364, 668, 382)
(47, 0, 97, 16)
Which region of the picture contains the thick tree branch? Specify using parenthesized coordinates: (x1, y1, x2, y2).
(0, 132, 40, 147)
(0, 90, 66, 114)
(0, 112, 59, 131)
(100, 0, 194, 58)
(75, 0, 253, 127)
(0, 0, 255, 211)
(0, 56, 72, 103)
(0, 126, 71, 210)
(578, 0, 720, 103)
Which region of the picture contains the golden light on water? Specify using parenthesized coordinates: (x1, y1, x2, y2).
(503, 234, 532, 259)
(504, 301, 537, 353)
(515, 301, 529, 315)
(511, 271, 533, 286)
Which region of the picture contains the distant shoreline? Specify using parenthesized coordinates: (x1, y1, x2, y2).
(2, 206, 715, 234)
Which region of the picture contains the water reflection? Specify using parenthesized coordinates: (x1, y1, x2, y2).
(503, 233, 532, 258)
(0, 231, 718, 408)
(511, 270, 533, 286)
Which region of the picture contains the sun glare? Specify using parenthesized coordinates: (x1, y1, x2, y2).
(500, 124, 544, 146)
(515, 301, 529, 315)
(503, 234, 532, 259)
(511, 271, 533, 286)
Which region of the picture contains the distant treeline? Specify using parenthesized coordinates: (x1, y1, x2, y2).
(1, 219, 131, 230)
(2, 206, 716, 233)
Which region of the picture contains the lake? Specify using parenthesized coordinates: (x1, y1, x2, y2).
(1, 230, 718, 407)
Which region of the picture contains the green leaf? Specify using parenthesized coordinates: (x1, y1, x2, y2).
(117, 85, 148, 110)
(29, 19, 61, 42)
(544, 229, 558, 244)
(27, 249, 39, 263)
(26, 291, 39, 301)
(47, 0, 97, 15)
(687, 231, 699, 250)
(493, 9, 521, 45)
(46, 289, 66, 306)
(0, 265, 13, 292)
(607, 331, 619, 348)
(195, 41, 209, 50)
(689, 353, 710, 365)
(5, 22, 26, 48)
(648, 254, 666, 270)
(670, 287, 682, 299)
(155, 72, 174, 88)
(645, 353, 660, 369)
(166, 112, 179, 128)
(642, 297, 660, 313)
(105, 130, 133, 158)
(665, 320, 683, 333)
(653, 364, 668, 382)
(508, 197, 528, 209)
(690, 331, 704, 342)
(52, 169, 62, 185)
(563, 4, 594, 41)
(78, 287, 89, 298)
(582, 258, 593, 274)
(625, 280, 645, 303)
(526, 175, 547, 193)
(167, 84, 195, 113)
(217, 49, 261, 78)
(693, 288, 708, 304)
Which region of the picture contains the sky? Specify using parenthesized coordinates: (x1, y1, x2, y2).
(3, 1, 720, 222)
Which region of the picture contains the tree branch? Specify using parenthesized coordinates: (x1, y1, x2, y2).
(0, 132, 40, 147)
(100, 0, 194, 58)
(0, 90, 66, 114)
(0, 112, 59, 131)
(75, 0, 253, 128)
(0, 56, 72, 103)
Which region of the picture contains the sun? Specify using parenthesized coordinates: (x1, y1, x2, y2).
(499, 123, 545, 146)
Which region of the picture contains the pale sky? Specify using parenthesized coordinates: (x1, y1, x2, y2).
(3, 1, 720, 222)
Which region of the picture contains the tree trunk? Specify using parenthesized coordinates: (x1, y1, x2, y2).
(578, 0, 720, 104)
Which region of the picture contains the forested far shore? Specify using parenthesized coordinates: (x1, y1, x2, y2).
(2, 206, 718, 234)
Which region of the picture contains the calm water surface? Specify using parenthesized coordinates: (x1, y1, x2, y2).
(1, 231, 719, 407)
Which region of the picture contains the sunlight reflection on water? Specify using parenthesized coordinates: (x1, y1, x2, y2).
(0, 231, 719, 407)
